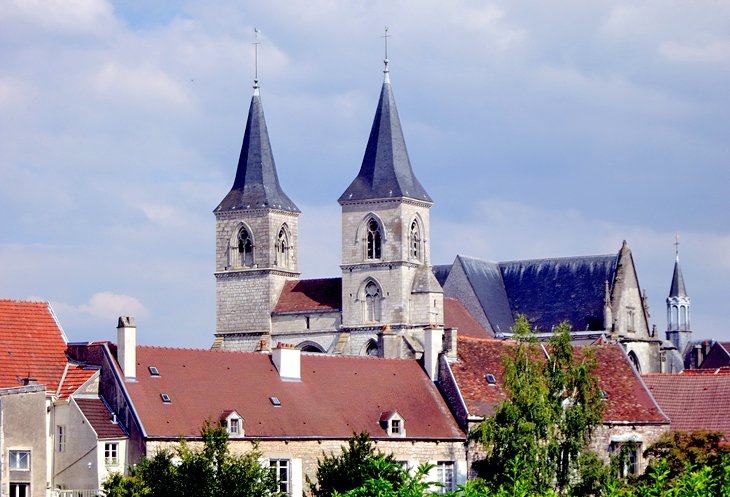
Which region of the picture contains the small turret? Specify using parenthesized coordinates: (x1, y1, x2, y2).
(666, 235, 691, 354)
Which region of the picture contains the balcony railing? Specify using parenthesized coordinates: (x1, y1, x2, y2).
(52, 490, 101, 497)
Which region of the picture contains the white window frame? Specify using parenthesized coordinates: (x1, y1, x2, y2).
(436, 461, 454, 494)
(9, 450, 30, 471)
(9, 483, 30, 497)
(57, 425, 66, 453)
(104, 442, 119, 466)
(229, 418, 240, 435)
(270, 459, 290, 495)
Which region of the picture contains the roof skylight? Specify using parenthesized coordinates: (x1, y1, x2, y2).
(270, 396, 281, 407)
(149, 366, 160, 376)
(485, 374, 497, 385)
(160, 393, 171, 403)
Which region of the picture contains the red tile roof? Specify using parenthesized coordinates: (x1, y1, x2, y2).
(58, 365, 98, 400)
(642, 374, 730, 441)
(75, 398, 127, 439)
(451, 337, 667, 423)
(0, 300, 68, 391)
(273, 278, 342, 313)
(443, 298, 489, 338)
(125, 346, 464, 440)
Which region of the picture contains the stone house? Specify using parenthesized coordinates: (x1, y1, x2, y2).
(436, 334, 670, 476)
(67, 318, 468, 496)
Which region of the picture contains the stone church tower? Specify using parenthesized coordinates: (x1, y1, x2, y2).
(213, 81, 300, 350)
(338, 62, 443, 357)
(666, 247, 691, 355)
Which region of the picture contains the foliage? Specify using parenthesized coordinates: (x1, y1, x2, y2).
(333, 458, 440, 497)
(102, 422, 281, 497)
(642, 430, 730, 480)
(309, 432, 403, 497)
(469, 316, 605, 495)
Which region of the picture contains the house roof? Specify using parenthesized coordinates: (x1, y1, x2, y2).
(214, 90, 299, 213)
(699, 342, 730, 369)
(339, 77, 431, 204)
(125, 346, 464, 440)
(455, 256, 514, 335)
(273, 278, 342, 313)
(642, 373, 730, 441)
(443, 298, 489, 338)
(75, 398, 127, 439)
(450, 337, 667, 424)
(0, 300, 68, 391)
(57, 364, 98, 400)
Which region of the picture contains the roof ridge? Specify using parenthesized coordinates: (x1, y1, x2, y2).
(499, 254, 617, 265)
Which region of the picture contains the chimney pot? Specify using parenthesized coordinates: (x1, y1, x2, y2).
(117, 316, 137, 381)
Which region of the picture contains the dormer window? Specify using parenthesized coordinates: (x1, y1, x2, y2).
(380, 411, 406, 438)
(220, 410, 244, 437)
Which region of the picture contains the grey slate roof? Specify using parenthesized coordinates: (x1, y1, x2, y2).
(669, 257, 688, 298)
(445, 253, 619, 334)
(339, 79, 431, 203)
(215, 92, 299, 213)
(432, 265, 452, 287)
(500, 255, 618, 332)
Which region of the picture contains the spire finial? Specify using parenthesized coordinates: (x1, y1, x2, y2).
(253, 27, 261, 95)
(674, 232, 680, 261)
(382, 26, 390, 83)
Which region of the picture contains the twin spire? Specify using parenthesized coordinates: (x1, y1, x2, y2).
(217, 33, 431, 214)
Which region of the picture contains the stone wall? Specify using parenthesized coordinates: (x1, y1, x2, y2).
(590, 423, 670, 474)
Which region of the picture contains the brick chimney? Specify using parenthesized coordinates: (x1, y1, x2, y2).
(117, 316, 136, 381)
(272, 342, 301, 381)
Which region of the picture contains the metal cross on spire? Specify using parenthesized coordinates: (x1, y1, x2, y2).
(675, 232, 680, 259)
(382, 26, 390, 80)
(253, 27, 261, 92)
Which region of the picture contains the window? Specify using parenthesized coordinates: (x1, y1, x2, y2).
(270, 459, 290, 495)
(610, 442, 640, 477)
(229, 418, 240, 435)
(9, 483, 29, 497)
(391, 419, 401, 434)
(105, 442, 119, 466)
(9, 450, 30, 470)
(436, 461, 454, 494)
(365, 281, 382, 322)
(149, 366, 160, 376)
(365, 340, 379, 357)
(160, 393, 171, 403)
(275, 226, 290, 268)
(409, 220, 421, 261)
(57, 425, 66, 452)
(366, 218, 382, 259)
(236, 226, 254, 267)
(485, 374, 497, 385)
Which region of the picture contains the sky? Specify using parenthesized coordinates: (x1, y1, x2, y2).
(1, 0, 728, 348)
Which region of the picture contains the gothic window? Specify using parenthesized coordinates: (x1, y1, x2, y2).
(365, 281, 382, 322)
(275, 225, 290, 268)
(671, 306, 678, 330)
(628, 351, 641, 374)
(366, 218, 382, 259)
(680, 306, 687, 330)
(365, 339, 379, 357)
(409, 219, 421, 261)
(235, 226, 254, 267)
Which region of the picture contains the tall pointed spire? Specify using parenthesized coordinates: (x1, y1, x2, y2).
(669, 235, 687, 297)
(215, 86, 299, 213)
(338, 47, 431, 203)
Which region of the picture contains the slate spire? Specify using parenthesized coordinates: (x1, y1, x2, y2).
(669, 254, 688, 298)
(338, 64, 431, 203)
(215, 85, 299, 213)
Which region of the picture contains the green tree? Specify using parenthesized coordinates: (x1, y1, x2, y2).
(309, 432, 403, 497)
(469, 316, 606, 495)
(102, 422, 281, 497)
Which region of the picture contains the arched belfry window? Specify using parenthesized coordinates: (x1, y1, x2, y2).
(364, 281, 382, 322)
(628, 351, 641, 374)
(275, 225, 290, 268)
(409, 219, 421, 261)
(232, 225, 254, 268)
(366, 218, 382, 260)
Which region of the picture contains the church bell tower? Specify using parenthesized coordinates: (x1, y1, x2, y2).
(666, 237, 691, 355)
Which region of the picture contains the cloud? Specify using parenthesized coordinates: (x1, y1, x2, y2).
(659, 40, 730, 63)
(51, 292, 149, 326)
(91, 62, 192, 108)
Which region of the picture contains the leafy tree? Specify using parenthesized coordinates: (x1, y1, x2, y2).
(334, 459, 440, 497)
(469, 316, 606, 495)
(309, 432, 403, 497)
(102, 422, 281, 497)
(642, 431, 730, 479)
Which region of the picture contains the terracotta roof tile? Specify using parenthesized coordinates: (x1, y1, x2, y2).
(642, 374, 730, 441)
(273, 279, 342, 313)
(0, 300, 68, 391)
(126, 346, 464, 440)
(75, 398, 127, 439)
(58, 365, 98, 400)
(451, 337, 667, 423)
(443, 298, 489, 338)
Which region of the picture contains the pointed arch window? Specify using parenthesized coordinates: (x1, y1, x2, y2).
(235, 226, 254, 267)
(409, 219, 421, 261)
(275, 225, 290, 268)
(365, 281, 382, 322)
(366, 219, 382, 260)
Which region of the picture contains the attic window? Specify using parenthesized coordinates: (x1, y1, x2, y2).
(485, 374, 497, 385)
(160, 393, 171, 403)
(391, 419, 401, 434)
(601, 390, 608, 400)
(270, 396, 281, 407)
(149, 366, 160, 376)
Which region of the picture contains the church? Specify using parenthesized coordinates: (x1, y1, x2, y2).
(210, 57, 691, 375)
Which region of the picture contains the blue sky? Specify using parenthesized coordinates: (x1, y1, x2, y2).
(1, 0, 728, 347)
